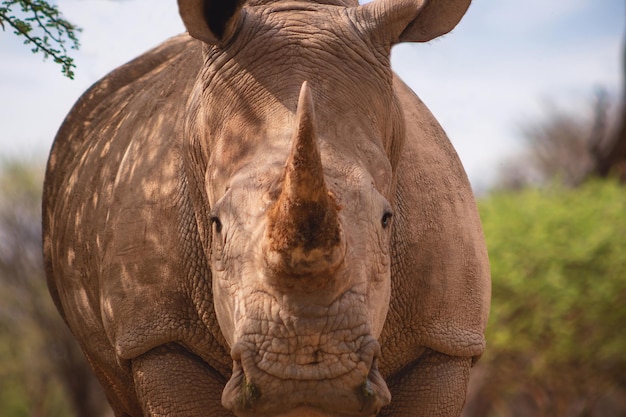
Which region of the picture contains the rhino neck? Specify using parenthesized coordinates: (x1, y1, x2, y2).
(246, 0, 359, 7)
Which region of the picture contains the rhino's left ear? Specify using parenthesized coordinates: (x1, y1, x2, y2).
(359, 0, 471, 44)
(178, 0, 245, 45)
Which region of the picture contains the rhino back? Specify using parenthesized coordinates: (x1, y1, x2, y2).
(44, 33, 197, 324)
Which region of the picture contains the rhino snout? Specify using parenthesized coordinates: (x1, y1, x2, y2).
(222, 338, 390, 417)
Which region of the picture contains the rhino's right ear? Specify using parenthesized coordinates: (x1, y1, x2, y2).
(178, 0, 244, 45)
(359, 0, 471, 44)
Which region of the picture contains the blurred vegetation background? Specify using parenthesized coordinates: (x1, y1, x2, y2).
(0, 160, 110, 417)
(464, 180, 626, 416)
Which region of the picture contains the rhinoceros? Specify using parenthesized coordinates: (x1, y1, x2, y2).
(43, 0, 490, 416)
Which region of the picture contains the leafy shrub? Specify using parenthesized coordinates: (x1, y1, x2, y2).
(468, 180, 626, 417)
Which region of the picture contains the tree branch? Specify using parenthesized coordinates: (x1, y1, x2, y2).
(0, 0, 80, 79)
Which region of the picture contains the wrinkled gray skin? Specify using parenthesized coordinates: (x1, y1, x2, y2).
(43, 0, 490, 416)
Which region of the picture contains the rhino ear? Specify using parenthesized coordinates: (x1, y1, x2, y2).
(359, 0, 471, 44)
(178, 0, 244, 45)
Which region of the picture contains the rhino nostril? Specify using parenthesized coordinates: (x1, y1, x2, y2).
(361, 378, 375, 398)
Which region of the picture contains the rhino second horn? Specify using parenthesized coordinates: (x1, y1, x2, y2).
(265, 82, 344, 278)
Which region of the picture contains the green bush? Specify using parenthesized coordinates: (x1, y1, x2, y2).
(474, 180, 626, 415)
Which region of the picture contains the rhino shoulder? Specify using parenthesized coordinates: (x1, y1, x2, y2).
(381, 75, 490, 377)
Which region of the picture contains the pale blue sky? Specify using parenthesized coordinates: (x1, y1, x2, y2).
(0, 0, 623, 189)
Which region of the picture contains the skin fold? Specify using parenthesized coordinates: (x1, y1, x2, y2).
(43, 0, 490, 416)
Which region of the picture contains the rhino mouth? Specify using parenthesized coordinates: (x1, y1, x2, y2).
(222, 344, 390, 416)
(220, 292, 391, 416)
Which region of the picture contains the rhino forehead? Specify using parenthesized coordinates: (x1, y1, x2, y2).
(200, 5, 394, 118)
(187, 4, 400, 201)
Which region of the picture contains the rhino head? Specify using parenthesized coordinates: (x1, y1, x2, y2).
(177, 0, 471, 415)
(210, 81, 393, 416)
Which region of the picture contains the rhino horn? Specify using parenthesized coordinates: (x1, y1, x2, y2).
(265, 82, 344, 278)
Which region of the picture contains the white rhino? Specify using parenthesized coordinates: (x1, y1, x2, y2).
(43, 0, 490, 416)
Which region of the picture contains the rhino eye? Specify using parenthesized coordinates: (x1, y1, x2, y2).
(381, 211, 393, 229)
(210, 216, 223, 234)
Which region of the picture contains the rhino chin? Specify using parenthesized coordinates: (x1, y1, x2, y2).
(222, 350, 390, 417)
